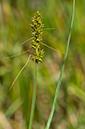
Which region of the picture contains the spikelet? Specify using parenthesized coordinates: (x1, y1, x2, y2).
(30, 11, 44, 63)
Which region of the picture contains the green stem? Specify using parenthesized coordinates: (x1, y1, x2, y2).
(29, 62, 38, 129)
(45, 0, 75, 129)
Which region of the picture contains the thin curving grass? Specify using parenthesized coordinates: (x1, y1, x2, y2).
(9, 55, 31, 91)
(3, 49, 30, 60)
(45, 0, 75, 129)
(40, 42, 65, 54)
(20, 37, 33, 45)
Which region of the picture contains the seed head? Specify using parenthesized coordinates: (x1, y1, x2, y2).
(31, 11, 44, 63)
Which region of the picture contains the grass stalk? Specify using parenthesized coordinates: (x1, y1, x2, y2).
(45, 0, 75, 129)
(28, 62, 38, 129)
(9, 55, 31, 91)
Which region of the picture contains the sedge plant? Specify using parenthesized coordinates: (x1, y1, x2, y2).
(8, 11, 44, 129)
(28, 11, 44, 129)
(8, 0, 75, 128)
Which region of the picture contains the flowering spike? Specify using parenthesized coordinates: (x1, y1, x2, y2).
(31, 11, 44, 63)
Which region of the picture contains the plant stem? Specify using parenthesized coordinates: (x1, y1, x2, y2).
(28, 62, 38, 129)
(45, 0, 75, 129)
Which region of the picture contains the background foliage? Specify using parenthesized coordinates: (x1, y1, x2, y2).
(0, 0, 85, 129)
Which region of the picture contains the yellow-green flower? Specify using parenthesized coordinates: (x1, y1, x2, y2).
(31, 11, 44, 63)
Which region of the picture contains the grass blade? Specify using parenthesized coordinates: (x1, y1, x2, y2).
(9, 55, 31, 91)
(40, 42, 65, 54)
(4, 49, 30, 60)
(45, 0, 75, 128)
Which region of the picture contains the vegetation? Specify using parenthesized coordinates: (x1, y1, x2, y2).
(0, 0, 85, 129)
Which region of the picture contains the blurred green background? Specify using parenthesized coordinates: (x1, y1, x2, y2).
(0, 0, 85, 129)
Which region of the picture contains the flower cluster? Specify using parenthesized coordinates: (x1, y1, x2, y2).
(31, 11, 44, 63)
